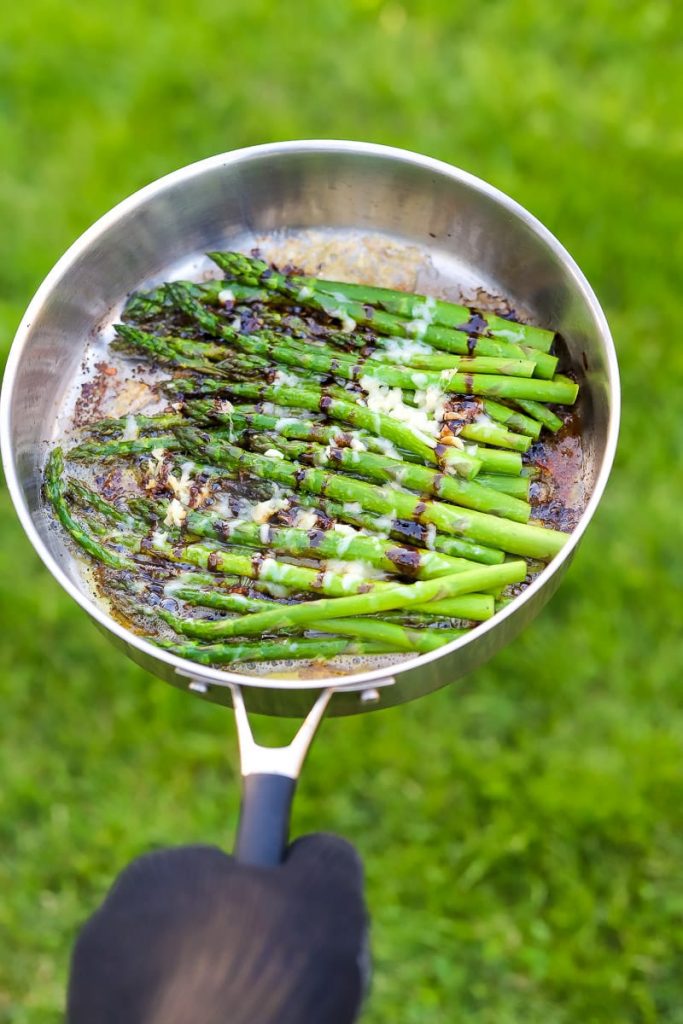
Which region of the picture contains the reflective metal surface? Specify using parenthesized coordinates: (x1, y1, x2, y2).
(0, 141, 620, 716)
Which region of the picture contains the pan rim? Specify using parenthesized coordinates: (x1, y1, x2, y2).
(0, 139, 621, 692)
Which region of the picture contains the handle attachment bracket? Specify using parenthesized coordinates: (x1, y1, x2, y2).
(231, 685, 333, 780)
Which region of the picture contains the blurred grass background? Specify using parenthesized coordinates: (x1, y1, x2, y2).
(1, 1, 682, 1021)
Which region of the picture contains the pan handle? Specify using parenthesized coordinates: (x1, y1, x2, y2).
(231, 686, 333, 867)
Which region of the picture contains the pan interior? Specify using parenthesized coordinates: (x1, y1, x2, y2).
(47, 226, 547, 679)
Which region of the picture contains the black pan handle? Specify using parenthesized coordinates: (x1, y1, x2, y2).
(235, 773, 297, 867)
(230, 686, 333, 867)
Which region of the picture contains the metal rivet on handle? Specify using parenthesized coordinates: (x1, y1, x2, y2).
(189, 681, 208, 694)
(360, 688, 381, 705)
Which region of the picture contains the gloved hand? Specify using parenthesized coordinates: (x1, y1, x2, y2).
(67, 834, 369, 1024)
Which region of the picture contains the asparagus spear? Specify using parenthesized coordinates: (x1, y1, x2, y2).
(364, 347, 537, 377)
(68, 435, 181, 462)
(512, 398, 564, 433)
(145, 292, 572, 403)
(182, 512, 478, 578)
(166, 283, 481, 394)
(113, 323, 275, 379)
(166, 569, 497, 622)
(175, 379, 479, 476)
(111, 326, 234, 376)
(475, 474, 531, 499)
(440, 371, 577, 405)
(124, 280, 267, 320)
(272, 306, 559, 380)
(469, 447, 522, 476)
(44, 450, 135, 570)
(308, 618, 464, 651)
(157, 561, 526, 640)
(167, 573, 493, 618)
(186, 400, 527, 480)
(457, 421, 532, 453)
(239, 433, 531, 523)
(294, 496, 506, 565)
(154, 636, 394, 666)
(482, 400, 542, 439)
(164, 585, 462, 653)
(209, 252, 557, 375)
(243, 304, 541, 378)
(65, 479, 139, 527)
(111, 530, 393, 598)
(262, 270, 555, 352)
(174, 430, 567, 559)
(82, 412, 185, 439)
(114, 528, 501, 623)
(186, 401, 412, 457)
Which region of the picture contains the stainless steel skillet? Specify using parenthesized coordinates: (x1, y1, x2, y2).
(0, 141, 620, 866)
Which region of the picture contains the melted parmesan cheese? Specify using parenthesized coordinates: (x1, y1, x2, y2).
(293, 509, 319, 531)
(360, 375, 443, 440)
(367, 435, 400, 459)
(167, 462, 195, 506)
(145, 448, 167, 490)
(163, 498, 187, 528)
(404, 318, 430, 339)
(273, 369, 302, 388)
(332, 522, 356, 535)
(122, 414, 139, 441)
(377, 336, 433, 364)
(251, 497, 289, 524)
(324, 559, 385, 591)
(412, 296, 437, 321)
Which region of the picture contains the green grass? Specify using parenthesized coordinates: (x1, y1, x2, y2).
(1, 1, 683, 1021)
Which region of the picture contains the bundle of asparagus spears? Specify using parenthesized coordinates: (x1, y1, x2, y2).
(45, 250, 579, 674)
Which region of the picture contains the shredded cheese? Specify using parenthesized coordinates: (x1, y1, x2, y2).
(167, 462, 195, 506)
(145, 448, 167, 490)
(377, 336, 432, 363)
(273, 369, 302, 388)
(324, 559, 385, 590)
(404, 318, 430, 339)
(367, 435, 400, 459)
(332, 523, 356, 535)
(360, 375, 443, 440)
(163, 498, 187, 528)
(251, 497, 288, 524)
(294, 509, 319, 531)
(122, 414, 139, 441)
(412, 296, 437, 321)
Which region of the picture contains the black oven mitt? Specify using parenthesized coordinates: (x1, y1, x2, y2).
(67, 833, 369, 1024)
